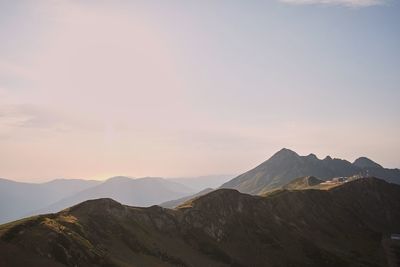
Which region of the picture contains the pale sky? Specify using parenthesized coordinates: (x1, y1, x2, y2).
(1, 0, 399, 182)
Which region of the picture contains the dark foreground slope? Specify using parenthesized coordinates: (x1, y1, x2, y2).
(1, 178, 400, 267)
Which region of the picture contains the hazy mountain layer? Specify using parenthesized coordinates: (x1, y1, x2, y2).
(168, 175, 233, 191)
(33, 177, 194, 215)
(159, 188, 214, 209)
(0, 176, 203, 224)
(0, 178, 101, 224)
(1, 178, 399, 267)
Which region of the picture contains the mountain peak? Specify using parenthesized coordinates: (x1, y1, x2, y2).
(306, 153, 319, 160)
(353, 157, 382, 169)
(105, 176, 133, 183)
(270, 148, 299, 160)
(68, 198, 124, 214)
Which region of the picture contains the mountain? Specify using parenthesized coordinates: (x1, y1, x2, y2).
(168, 175, 233, 191)
(353, 159, 400, 185)
(0, 178, 101, 224)
(32, 176, 194, 215)
(1, 177, 399, 267)
(220, 148, 400, 194)
(160, 175, 236, 209)
(353, 157, 383, 169)
(159, 188, 214, 208)
(1, 175, 222, 225)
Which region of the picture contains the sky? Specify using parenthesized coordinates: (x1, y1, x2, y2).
(0, 0, 399, 182)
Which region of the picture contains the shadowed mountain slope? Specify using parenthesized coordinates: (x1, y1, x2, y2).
(1, 178, 400, 267)
(220, 148, 400, 194)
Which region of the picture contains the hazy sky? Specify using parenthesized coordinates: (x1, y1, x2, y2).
(1, 0, 399, 182)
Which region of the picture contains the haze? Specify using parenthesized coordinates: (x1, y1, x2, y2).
(1, 0, 399, 182)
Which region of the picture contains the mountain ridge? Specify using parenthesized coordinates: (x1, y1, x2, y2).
(220, 148, 400, 194)
(30, 176, 194, 216)
(1, 177, 399, 267)
(2, 176, 234, 224)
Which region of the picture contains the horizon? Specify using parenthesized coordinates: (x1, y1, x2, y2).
(1, 147, 397, 183)
(0, 173, 236, 183)
(1, 0, 399, 182)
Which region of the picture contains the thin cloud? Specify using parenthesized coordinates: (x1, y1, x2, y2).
(0, 60, 38, 81)
(0, 104, 63, 130)
(278, 0, 388, 7)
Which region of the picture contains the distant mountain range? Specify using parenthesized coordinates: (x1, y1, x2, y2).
(0, 175, 232, 224)
(2, 149, 399, 225)
(220, 148, 400, 194)
(168, 175, 233, 191)
(0, 178, 101, 224)
(160, 187, 214, 209)
(32, 177, 194, 215)
(1, 177, 399, 267)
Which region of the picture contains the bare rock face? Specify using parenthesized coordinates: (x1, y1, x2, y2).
(1, 177, 400, 267)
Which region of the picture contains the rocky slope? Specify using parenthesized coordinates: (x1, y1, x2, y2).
(1, 177, 399, 267)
